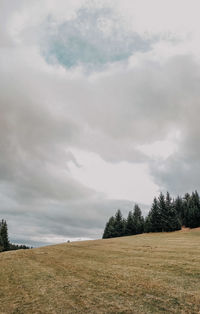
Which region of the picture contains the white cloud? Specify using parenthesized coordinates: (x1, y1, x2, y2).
(68, 149, 158, 204)
(1, 0, 200, 245)
(137, 130, 181, 159)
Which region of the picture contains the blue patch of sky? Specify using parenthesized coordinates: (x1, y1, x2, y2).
(41, 6, 153, 70)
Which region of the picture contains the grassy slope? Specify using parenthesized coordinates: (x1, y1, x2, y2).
(0, 229, 200, 313)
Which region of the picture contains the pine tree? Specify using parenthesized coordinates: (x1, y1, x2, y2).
(158, 192, 168, 231)
(149, 197, 162, 232)
(122, 217, 127, 235)
(182, 193, 191, 226)
(113, 209, 125, 237)
(164, 191, 173, 231)
(158, 192, 181, 232)
(186, 191, 200, 228)
(125, 211, 134, 235)
(174, 196, 184, 224)
(132, 204, 144, 234)
(0, 220, 9, 251)
(102, 216, 115, 239)
(144, 214, 152, 233)
(192, 191, 200, 227)
(0, 221, 3, 252)
(167, 194, 181, 231)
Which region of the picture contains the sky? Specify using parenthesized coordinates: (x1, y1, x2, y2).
(1, 0, 200, 246)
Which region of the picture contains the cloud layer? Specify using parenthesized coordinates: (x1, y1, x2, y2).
(1, 0, 200, 245)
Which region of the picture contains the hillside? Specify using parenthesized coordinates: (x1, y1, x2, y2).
(0, 229, 200, 313)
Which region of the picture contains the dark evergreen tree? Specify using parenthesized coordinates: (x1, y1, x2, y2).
(122, 217, 127, 235)
(185, 191, 200, 228)
(174, 196, 184, 224)
(132, 204, 144, 234)
(184, 193, 191, 202)
(0, 224, 3, 252)
(125, 211, 134, 235)
(113, 209, 125, 237)
(158, 192, 181, 232)
(158, 192, 168, 231)
(9, 243, 30, 250)
(192, 191, 200, 227)
(144, 214, 152, 233)
(149, 197, 162, 232)
(167, 193, 181, 231)
(102, 216, 115, 239)
(182, 193, 191, 226)
(0, 220, 9, 251)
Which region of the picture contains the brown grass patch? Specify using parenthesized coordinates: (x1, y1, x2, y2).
(0, 229, 200, 313)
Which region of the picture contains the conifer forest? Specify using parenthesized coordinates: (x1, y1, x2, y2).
(103, 191, 200, 238)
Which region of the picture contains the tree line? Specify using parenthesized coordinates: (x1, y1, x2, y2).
(102, 191, 200, 238)
(0, 220, 30, 252)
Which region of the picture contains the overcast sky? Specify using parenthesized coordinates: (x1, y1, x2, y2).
(1, 0, 200, 246)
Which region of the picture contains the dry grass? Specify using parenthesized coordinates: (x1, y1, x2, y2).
(1, 229, 200, 313)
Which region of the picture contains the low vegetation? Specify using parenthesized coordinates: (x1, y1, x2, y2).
(0, 228, 200, 313)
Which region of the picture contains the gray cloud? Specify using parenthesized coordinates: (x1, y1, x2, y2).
(148, 56, 200, 195)
(1, 0, 200, 246)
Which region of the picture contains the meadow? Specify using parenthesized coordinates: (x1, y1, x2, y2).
(0, 228, 200, 313)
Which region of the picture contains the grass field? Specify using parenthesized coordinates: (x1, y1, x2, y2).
(0, 228, 200, 313)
